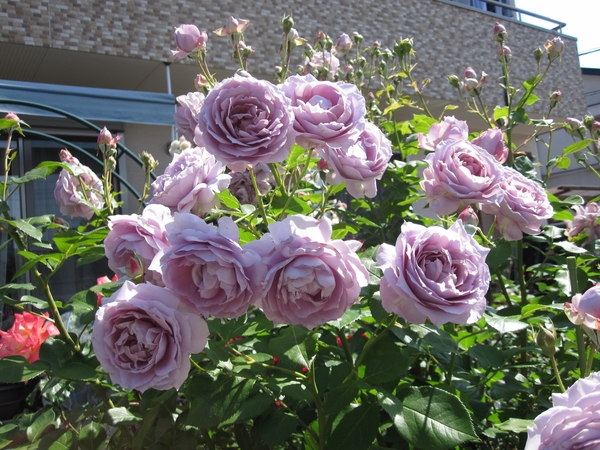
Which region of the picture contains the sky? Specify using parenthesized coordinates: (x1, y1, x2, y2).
(515, 0, 600, 69)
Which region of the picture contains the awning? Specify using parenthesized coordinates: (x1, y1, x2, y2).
(0, 79, 175, 125)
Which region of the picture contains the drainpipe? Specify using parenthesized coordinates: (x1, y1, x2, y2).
(165, 62, 176, 142)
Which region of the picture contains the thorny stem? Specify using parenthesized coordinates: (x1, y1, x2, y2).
(278, 149, 313, 220)
(250, 167, 270, 227)
(585, 343, 597, 378)
(3, 130, 14, 201)
(550, 355, 566, 393)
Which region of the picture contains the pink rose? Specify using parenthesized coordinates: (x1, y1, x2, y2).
(0, 312, 60, 363)
(54, 150, 104, 220)
(525, 372, 600, 449)
(154, 214, 266, 319)
(281, 74, 366, 150)
(472, 127, 508, 163)
(92, 281, 208, 392)
(175, 92, 205, 144)
(151, 147, 230, 215)
(377, 220, 490, 326)
(245, 215, 369, 329)
(320, 121, 393, 199)
(420, 139, 504, 216)
(196, 73, 297, 172)
(172, 24, 208, 60)
(566, 202, 600, 245)
(417, 116, 469, 151)
(104, 204, 173, 285)
(480, 167, 553, 241)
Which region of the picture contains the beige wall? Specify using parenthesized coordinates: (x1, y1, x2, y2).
(0, 0, 586, 117)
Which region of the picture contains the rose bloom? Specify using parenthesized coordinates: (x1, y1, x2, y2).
(54, 150, 104, 220)
(228, 164, 273, 206)
(153, 214, 266, 319)
(151, 147, 230, 215)
(525, 372, 600, 449)
(196, 73, 297, 172)
(480, 167, 553, 241)
(281, 74, 366, 150)
(104, 204, 173, 285)
(245, 215, 369, 329)
(566, 202, 600, 245)
(0, 312, 59, 363)
(420, 139, 504, 216)
(95, 274, 119, 306)
(92, 281, 208, 392)
(320, 121, 393, 199)
(377, 220, 490, 326)
(417, 116, 469, 151)
(175, 91, 205, 144)
(472, 127, 508, 163)
(565, 285, 600, 345)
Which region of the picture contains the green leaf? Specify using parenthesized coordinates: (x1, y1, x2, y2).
(494, 418, 534, 433)
(493, 106, 509, 121)
(325, 380, 362, 416)
(391, 386, 478, 449)
(468, 344, 504, 370)
(286, 144, 309, 168)
(383, 101, 402, 116)
(39, 338, 74, 371)
(105, 407, 142, 426)
(9, 166, 54, 185)
(52, 362, 98, 381)
(220, 393, 273, 425)
(523, 93, 540, 106)
(484, 313, 528, 333)
(26, 407, 56, 443)
(13, 219, 43, 241)
(552, 209, 573, 221)
(328, 307, 362, 329)
(256, 410, 299, 446)
(554, 241, 588, 254)
(327, 402, 379, 450)
(331, 222, 360, 240)
(217, 189, 242, 210)
(38, 429, 77, 450)
(0, 356, 49, 382)
(270, 194, 313, 216)
(269, 326, 317, 368)
(510, 108, 528, 125)
(563, 139, 594, 156)
(487, 240, 512, 271)
(78, 422, 107, 450)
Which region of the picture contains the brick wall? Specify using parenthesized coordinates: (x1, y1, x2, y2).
(0, 0, 586, 116)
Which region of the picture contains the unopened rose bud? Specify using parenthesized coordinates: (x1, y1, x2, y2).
(324, 36, 333, 52)
(448, 74, 461, 89)
(194, 74, 208, 90)
(281, 14, 294, 34)
(352, 32, 363, 45)
(545, 36, 564, 60)
(344, 64, 353, 74)
(335, 33, 353, 53)
(536, 324, 556, 356)
(464, 78, 479, 93)
(59, 149, 77, 164)
(464, 67, 477, 79)
(565, 117, 587, 137)
(373, 40, 381, 48)
(458, 206, 479, 226)
(286, 28, 299, 43)
(498, 45, 512, 62)
(317, 158, 328, 171)
(97, 127, 113, 146)
(214, 16, 250, 37)
(125, 256, 144, 280)
(549, 89, 562, 108)
(52, 216, 70, 229)
(479, 71, 488, 86)
(106, 156, 117, 172)
(534, 46, 544, 62)
(314, 30, 327, 46)
(5, 112, 20, 122)
(493, 22, 508, 43)
(140, 151, 158, 172)
(584, 115, 595, 131)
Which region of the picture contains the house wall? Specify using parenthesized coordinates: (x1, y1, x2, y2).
(0, 0, 586, 118)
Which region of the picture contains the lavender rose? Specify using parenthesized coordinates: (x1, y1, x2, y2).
(472, 127, 508, 163)
(525, 372, 600, 449)
(421, 139, 504, 216)
(480, 167, 553, 241)
(306, 51, 340, 80)
(565, 285, 600, 345)
(377, 220, 490, 326)
(92, 281, 208, 392)
(151, 147, 230, 215)
(228, 164, 273, 206)
(417, 116, 469, 151)
(175, 91, 205, 144)
(566, 202, 600, 245)
(152, 214, 265, 319)
(171, 24, 208, 60)
(245, 215, 369, 329)
(104, 204, 173, 285)
(54, 149, 104, 220)
(320, 121, 392, 198)
(196, 73, 296, 172)
(281, 74, 366, 150)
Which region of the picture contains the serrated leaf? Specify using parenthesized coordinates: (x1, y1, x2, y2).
(563, 139, 594, 156)
(383, 101, 402, 116)
(328, 307, 362, 329)
(554, 240, 588, 254)
(468, 344, 504, 370)
(325, 380, 361, 416)
(220, 393, 273, 425)
(13, 219, 43, 241)
(494, 418, 534, 433)
(493, 106, 509, 121)
(26, 407, 56, 442)
(106, 407, 142, 426)
(269, 326, 316, 368)
(0, 356, 49, 382)
(217, 189, 242, 210)
(78, 422, 106, 450)
(52, 362, 98, 381)
(327, 402, 379, 450)
(484, 313, 528, 333)
(392, 386, 478, 449)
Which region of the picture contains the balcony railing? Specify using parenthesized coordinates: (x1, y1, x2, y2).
(438, 0, 566, 33)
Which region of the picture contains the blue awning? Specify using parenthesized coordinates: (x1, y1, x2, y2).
(0, 79, 175, 125)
